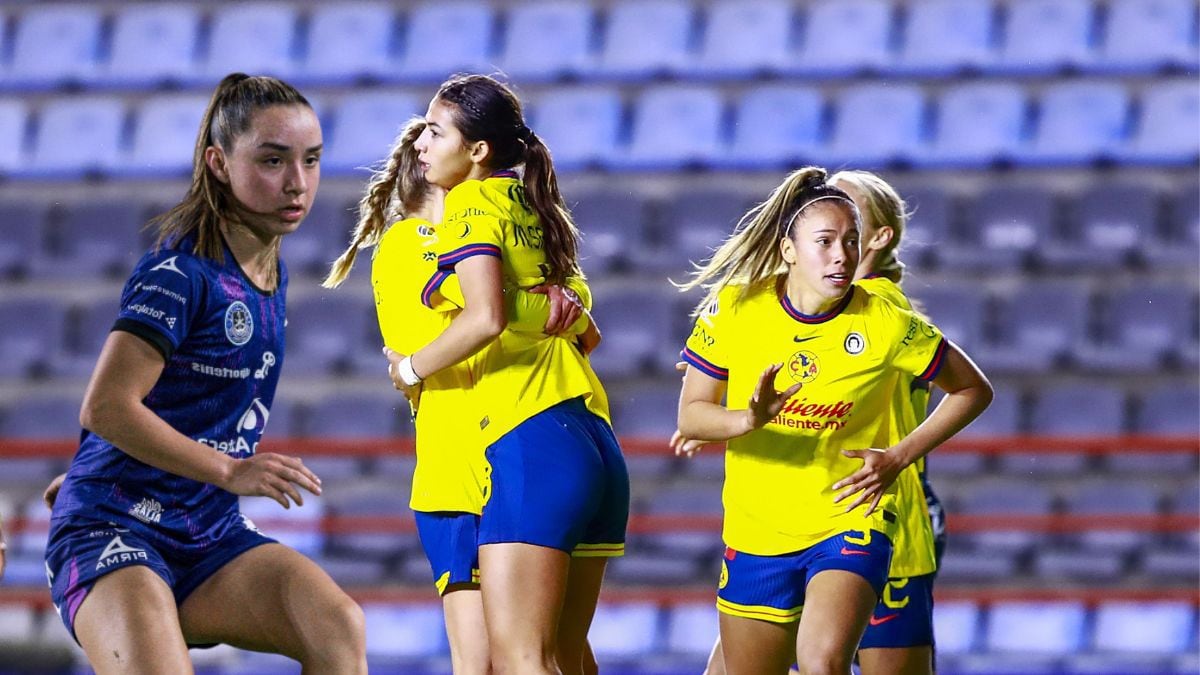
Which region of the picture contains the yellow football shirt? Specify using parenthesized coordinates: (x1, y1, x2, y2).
(431, 175, 611, 446)
(682, 280, 948, 555)
(857, 275, 937, 578)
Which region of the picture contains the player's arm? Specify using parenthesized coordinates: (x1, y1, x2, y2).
(678, 362, 801, 442)
(407, 254, 507, 381)
(80, 332, 321, 508)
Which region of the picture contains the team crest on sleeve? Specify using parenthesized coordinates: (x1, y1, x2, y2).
(844, 332, 866, 355)
(787, 350, 820, 384)
(224, 301, 254, 346)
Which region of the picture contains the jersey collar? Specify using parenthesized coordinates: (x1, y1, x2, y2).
(780, 286, 855, 324)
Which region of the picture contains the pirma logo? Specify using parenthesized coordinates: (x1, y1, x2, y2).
(149, 256, 187, 278)
(95, 535, 148, 571)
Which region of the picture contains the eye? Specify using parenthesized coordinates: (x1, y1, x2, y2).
(816, 237, 830, 245)
(305, 154, 321, 166)
(263, 157, 282, 166)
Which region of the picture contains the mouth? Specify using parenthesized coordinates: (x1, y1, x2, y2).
(825, 272, 850, 287)
(419, 161, 430, 174)
(278, 205, 306, 222)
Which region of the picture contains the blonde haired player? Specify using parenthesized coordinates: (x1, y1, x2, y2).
(676, 167, 992, 675)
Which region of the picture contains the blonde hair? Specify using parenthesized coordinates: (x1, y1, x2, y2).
(830, 170, 909, 283)
(677, 166, 857, 315)
(323, 117, 428, 289)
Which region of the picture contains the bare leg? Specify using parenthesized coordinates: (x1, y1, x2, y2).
(443, 584, 492, 674)
(857, 647, 934, 675)
(557, 556, 607, 675)
(794, 570, 877, 675)
(479, 542, 570, 675)
(719, 612, 796, 675)
(74, 566, 193, 675)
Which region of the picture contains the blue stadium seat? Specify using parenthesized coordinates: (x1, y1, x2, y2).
(923, 83, 1027, 167)
(894, 184, 952, 268)
(1033, 546, 1127, 582)
(957, 479, 1053, 553)
(722, 86, 824, 169)
(398, 2, 495, 81)
(7, 5, 102, 88)
(1020, 82, 1130, 165)
(570, 187, 650, 274)
(614, 86, 724, 170)
(664, 602, 720, 656)
(0, 199, 46, 278)
(301, 3, 396, 84)
(910, 285, 986, 350)
(1003, 383, 1125, 476)
(0, 99, 26, 175)
(104, 4, 200, 87)
(1076, 284, 1193, 372)
(324, 481, 416, 559)
(651, 188, 754, 275)
(1065, 478, 1162, 555)
(609, 384, 685, 438)
(239, 493, 325, 558)
(605, 550, 705, 586)
(0, 297, 68, 378)
(26, 98, 126, 178)
(305, 392, 408, 439)
(933, 601, 981, 655)
(126, 95, 209, 177)
(996, 0, 1095, 74)
(280, 197, 355, 278)
(1118, 80, 1200, 165)
(588, 603, 662, 658)
(531, 87, 622, 172)
(892, 0, 996, 75)
(362, 603, 448, 658)
(1136, 383, 1200, 435)
(325, 92, 422, 174)
(940, 184, 1054, 272)
(789, 0, 893, 76)
(826, 84, 925, 167)
(590, 287, 675, 379)
(285, 295, 374, 376)
(1042, 182, 1155, 271)
(204, 3, 298, 80)
(1099, 0, 1199, 72)
(29, 200, 145, 281)
(597, 0, 693, 79)
(1093, 601, 1197, 654)
(985, 601, 1088, 654)
(500, 2, 594, 81)
(0, 395, 80, 439)
(688, 0, 794, 78)
(1144, 186, 1200, 270)
(935, 548, 1021, 583)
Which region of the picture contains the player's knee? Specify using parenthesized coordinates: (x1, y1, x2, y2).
(315, 593, 366, 654)
(796, 649, 852, 675)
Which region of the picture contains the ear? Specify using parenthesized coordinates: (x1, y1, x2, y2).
(779, 235, 797, 265)
(205, 146, 229, 184)
(865, 225, 894, 252)
(466, 139, 491, 166)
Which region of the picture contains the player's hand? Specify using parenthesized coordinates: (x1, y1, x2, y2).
(383, 347, 422, 402)
(832, 448, 904, 515)
(530, 284, 583, 335)
(674, 361, 687, 382)
(222, 453, 322, 509)
(745, 363, 802, 431)
(43, 473, 66, 510)
(0, 512, 7, 583)
(670, 429, 710, 457)
(577, 312, 602, 354)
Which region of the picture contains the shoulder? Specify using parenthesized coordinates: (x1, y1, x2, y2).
(131, 245, 208, 284)
(856, 276, 911, 311)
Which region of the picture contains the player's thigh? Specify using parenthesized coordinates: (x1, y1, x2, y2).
(718, 612, 795, 675)
(479, 542, 570, 646)
(857, 646, 934, 675)
(443, 586, 490, 675)
(74, 565, 192, 675)
(794, 570, 878, 667)
(178, 543, 360, 655)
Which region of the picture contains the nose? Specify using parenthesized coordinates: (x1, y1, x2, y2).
(284, 160, 307, 196)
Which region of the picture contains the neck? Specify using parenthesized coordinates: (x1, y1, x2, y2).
(855, 249, 882, 282)
(783, 275, 845, 316)
(411, 189, 446, 224)
(221, 221, 279, 290)
(465, 164, 493, 182)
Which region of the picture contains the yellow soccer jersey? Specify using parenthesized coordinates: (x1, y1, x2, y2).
(857, 275, 937, 578)
(374, 217, 593, 513)
(428, 174, 610, 446)
(682, 281, 948, 556)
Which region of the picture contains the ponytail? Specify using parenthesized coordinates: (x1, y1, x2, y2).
(519, 131, 581, 284)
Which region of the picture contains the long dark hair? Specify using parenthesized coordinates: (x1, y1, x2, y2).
(434, 73, 581, 284)
(149, 73, 312, 262)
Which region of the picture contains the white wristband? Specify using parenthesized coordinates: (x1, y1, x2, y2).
(397, 357, 423, 386)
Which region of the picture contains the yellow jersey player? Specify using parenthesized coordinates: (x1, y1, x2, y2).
(384, 75, 628, 675)
(676, 167, 992, 675)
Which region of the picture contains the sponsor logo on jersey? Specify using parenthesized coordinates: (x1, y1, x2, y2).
(844, 332, 865, 355)
(191, 362, 251, 379)
(770, 397, 854, 431)
(225, 301, 253, 346)
(254, 351, 276, 380)
(128, 497, 163, 524)
(95, 535, 148, 571)
(149, 256, 187, 278)
(132, 282, 188, 305)
(786, 350, 820, 384)
(126, 303, 168, 322)
(198, 398, 270, 456)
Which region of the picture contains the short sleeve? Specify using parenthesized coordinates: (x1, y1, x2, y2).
(113, 251, 203, 359)
(879, 298, 948, 383)
(681, 288, 733, 381)
(437, 181, 505, 271)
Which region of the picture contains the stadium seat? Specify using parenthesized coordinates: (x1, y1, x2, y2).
(976, 279, 1091, 373)
(650, 188, 755, 274)
(0, 395, 80, 439)
(318, 555, 390, 587)
(940, 184, 1054, 272)
(1144, 185, 1200, 270)
(985, 601, 1088, 654)
(926, 386, 1020, 476)
(569, 186, 650, 274)
(53, 297, 118, 379)
(1006, 383, 1126, 475)
(1043, 182, 1156, 270)
(301, 3, 396, 84)
(958, 478, 1054, 554)
(996, 0, 1095, 74)
(26, 97, 126, 178)
(596, 0, 693, 79)
(1065, 478, 1163, 555)
(789, 0, 893, 76)
(279, 197, 355, 278)
(722, 86, 825, 169)
(923, 83, 1027, 167)
(1136, 383, 1200, 435)
(29, 200, 145, 281)
(934, 548, 1021, 582)
(285, 295, 374, 375)
(500, 1, 594, 81)
(894, 184, 952, 268)
(615, 86, 724, 171)
(1020, 82, 1130, 165)
(325, 92, 422, 174)
(530, 87, 622, 172)
(588, 603, 662, 658)
(1093, 601, 1197, 654)
(239, 493, 325, 557)
(0, 99, 27, 175)
(891, 0, 996, 75)
(609, 383, 687, 438)
(1099, 0, 1199, 72)
(589, 286, 676, 379)
(1076, 283, 1193, 371)
(306, 392, 409, 439)
(362, 603, 448, 658)
(126, 95, 210, 177)
(0, 298, 68, 378)
(7, 5, 102, 88)
(324, 480, 416, 559)
(397, 1, 496, 81)
(0, 199, 47, 278)
(605, 550, 705, 586)
(910, 284, 987, 350)
(1119, 80, 1200, 165)
(1033, 547, 1127, 582)
(104, 4, 200, 87)
(932, 601, 981, 655)
(664, 602, 721, 656)
(825, 84, 926, 167)
(688, 0, 794, 78)
(204, 3, 297, 79)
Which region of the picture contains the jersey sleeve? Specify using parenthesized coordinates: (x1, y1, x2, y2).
(113, 251, 204, 359)
(877, 297, 948, 383)
(681, 287, 734, 381)
(858, 276, 912, 311)
(437, 180, 505, 272)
